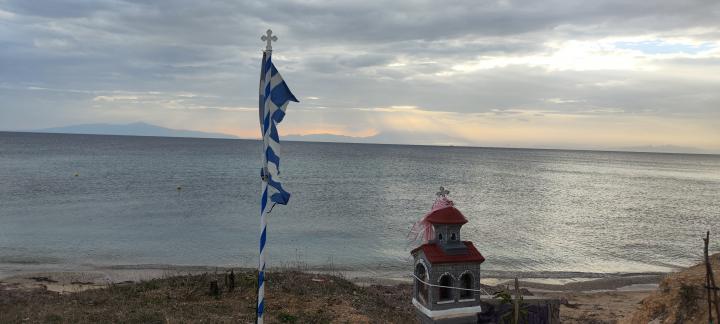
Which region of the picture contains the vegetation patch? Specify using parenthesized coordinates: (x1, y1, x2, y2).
(0, 270, 416, 323)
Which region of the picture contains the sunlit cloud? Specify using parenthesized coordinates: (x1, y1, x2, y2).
(339, 104, 720, 150)
(353, 105, 424, 112)
(447, 40, 642, 74)
(93, 95, 140, 102)
(544, 98, 585, 104)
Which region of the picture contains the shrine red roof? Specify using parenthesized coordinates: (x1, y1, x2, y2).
(411, 241, 485, 264)
(423, 206, 468, 225)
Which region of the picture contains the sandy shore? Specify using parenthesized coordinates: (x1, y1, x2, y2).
(0, 265, 663, 323)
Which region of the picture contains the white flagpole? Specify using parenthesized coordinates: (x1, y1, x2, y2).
(257, 29, 277, 324)
(257, 178, 268, 324)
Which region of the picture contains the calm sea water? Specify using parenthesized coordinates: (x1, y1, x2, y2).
(1, 132, 718, 278)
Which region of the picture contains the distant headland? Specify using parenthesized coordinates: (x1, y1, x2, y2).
(31, 122, 237, 139)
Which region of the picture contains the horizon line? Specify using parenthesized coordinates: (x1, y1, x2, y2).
(2, 130, 718, 156)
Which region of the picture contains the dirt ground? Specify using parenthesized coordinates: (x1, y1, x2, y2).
(1, 270, 667, 323)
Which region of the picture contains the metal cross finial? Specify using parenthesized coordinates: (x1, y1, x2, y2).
(436, 186, 450, 198)
(261, 29, 278, 51)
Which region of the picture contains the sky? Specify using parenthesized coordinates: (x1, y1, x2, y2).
(1, 0, 719, 152)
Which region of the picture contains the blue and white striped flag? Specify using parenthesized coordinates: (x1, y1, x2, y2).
(259, 51, 297, 206)
(257, 49, 297, 323)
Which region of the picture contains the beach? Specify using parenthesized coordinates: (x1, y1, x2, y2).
(4, 254, 720, 323)
(0, 265, 663, 323)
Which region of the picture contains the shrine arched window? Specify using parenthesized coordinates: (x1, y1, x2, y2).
(459, 272, 473, 299)
(415, 263, 429, 304)
(438, 274, 454, 302)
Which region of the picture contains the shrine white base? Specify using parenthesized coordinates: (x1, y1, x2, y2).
(412, 298, 483, 320)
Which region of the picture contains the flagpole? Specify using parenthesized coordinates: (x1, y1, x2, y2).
(257, 56, 270, 324)
(257, 29, 277, 324)
(256, 28, 295, 324)
(257, 178, 268, 324)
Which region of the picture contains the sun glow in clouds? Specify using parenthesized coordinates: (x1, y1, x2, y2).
(444, 37, 720, 75)
(449, 40, 639, 73)
(355, 104, 719, 150)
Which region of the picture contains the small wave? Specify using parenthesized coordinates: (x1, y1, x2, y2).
(0, 256, 61, 265)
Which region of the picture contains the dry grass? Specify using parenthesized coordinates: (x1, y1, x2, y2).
(621, 253, 720, 324)
(0, 270, 416, 324)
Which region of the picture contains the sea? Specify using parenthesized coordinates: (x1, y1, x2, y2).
(1, 132, 718, 280)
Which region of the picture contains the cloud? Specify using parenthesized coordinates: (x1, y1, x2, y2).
(0, 0, 719, 151)
(300, 104, 720, 150)
(93, 95, 140, 102)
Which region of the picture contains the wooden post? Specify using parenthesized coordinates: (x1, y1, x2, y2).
(705, 231, 720, 323)
(715, 274, 720, 324)
(514, 278, 520, 324)
(210, 279, 220, 299)
(229, 270, 236, 292)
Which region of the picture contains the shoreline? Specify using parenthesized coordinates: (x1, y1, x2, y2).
(0, 266, 664, 323)
(4, 257, 714, 323)
(0, 263, 665, 294)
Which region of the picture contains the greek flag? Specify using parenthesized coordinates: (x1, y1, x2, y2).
(259, 51, 297, 206)
(257, 49, 297, 323)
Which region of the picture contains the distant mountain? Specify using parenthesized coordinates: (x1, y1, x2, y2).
(35, 122, 237, 139)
